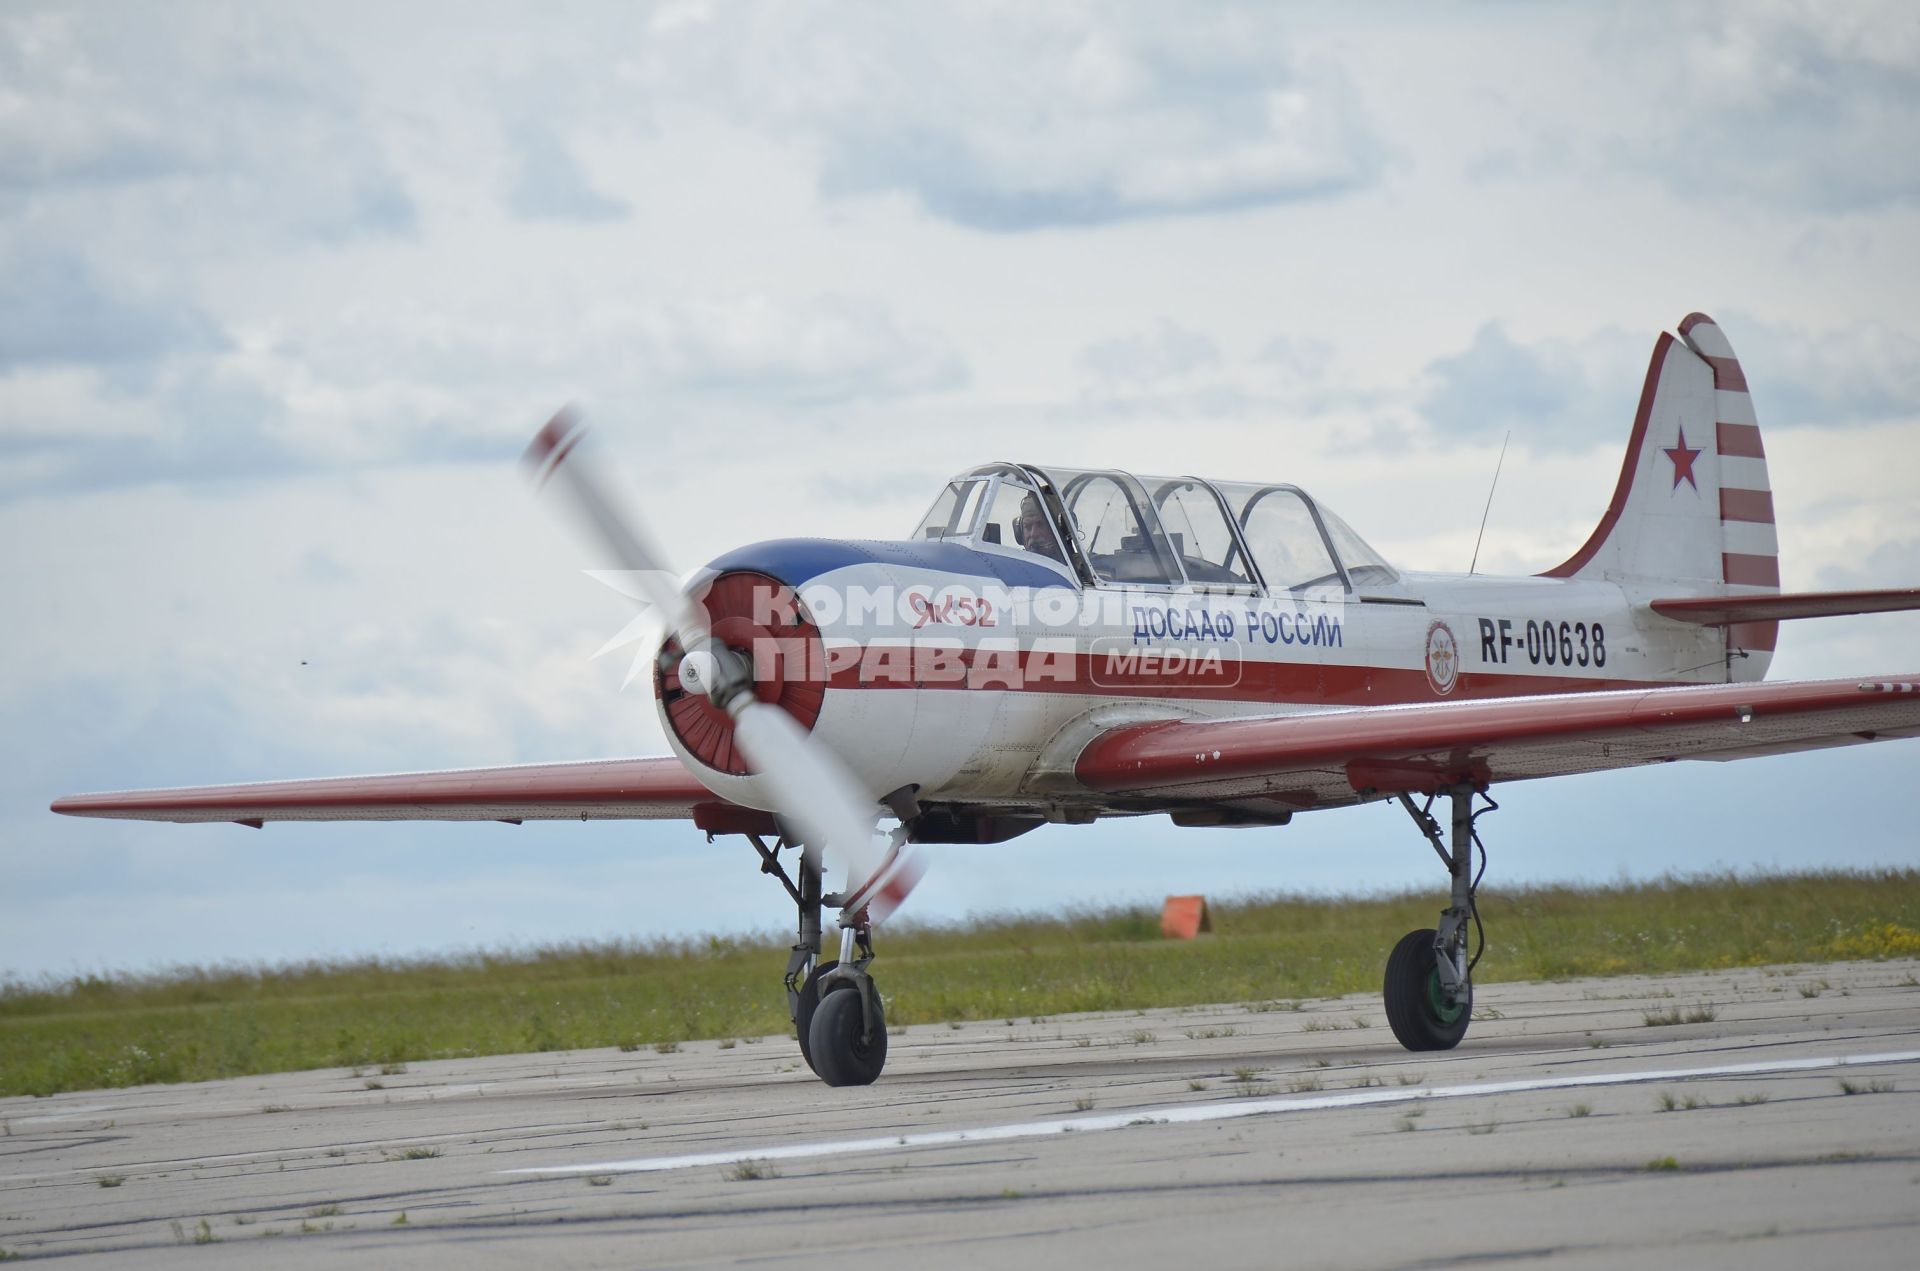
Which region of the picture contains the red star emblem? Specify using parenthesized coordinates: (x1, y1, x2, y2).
(1663, 426, 1701, 491)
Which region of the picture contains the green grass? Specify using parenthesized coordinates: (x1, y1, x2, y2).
(3, 869, 1918, 1097)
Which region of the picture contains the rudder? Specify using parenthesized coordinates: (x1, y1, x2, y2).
(1541, 312, 1778, 676)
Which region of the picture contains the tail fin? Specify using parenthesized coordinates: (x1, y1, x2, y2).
(1542, 313, 1778, 677)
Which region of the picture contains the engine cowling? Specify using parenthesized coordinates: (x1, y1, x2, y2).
(655, 542, 1026, 813)
(653, 570, 825, 776)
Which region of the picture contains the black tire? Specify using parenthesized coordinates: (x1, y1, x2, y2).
(1383, 928, 1471, 1051)
(807, 983, 888, 1087)
(793, 959, 837, 1073)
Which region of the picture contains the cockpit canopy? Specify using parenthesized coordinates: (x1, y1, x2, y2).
(912, 464, 1398, 593)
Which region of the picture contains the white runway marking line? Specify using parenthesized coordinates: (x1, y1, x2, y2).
(502, 1049, 1920, 1178)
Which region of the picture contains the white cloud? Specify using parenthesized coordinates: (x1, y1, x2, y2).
(1734, 316, 1920, 429)
(629, 2, 1384, 230)
(1416, 313, 1920, 453)
(5, 4, 1920, 982)
(504, 119, 630, 223)
(0, 5, 415, 244)
(0, 284, 967, 496)
(1600, 1, 1920, 211)
(0, 246, 226, 375)
(1079, 318, 1222, 386)
(1254, 333, 1334, 383)
(624, 293, 968, 403)
(1417, 323, 1647, 451)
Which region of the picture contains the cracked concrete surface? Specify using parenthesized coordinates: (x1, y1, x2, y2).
(2, 958, 1916, 1268)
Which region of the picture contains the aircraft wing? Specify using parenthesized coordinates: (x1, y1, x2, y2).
(1074, 675, 1920, 806)
(51, 756, 734, 828)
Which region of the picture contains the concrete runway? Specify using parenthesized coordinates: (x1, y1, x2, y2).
(4, 958, 1918, 1269)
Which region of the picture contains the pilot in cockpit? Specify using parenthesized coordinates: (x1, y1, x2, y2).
(1014, 493, 1064, 563)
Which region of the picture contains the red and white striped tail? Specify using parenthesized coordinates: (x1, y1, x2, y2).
(1543, 312, 1777, 680)
(1678, 313, 1778, 673)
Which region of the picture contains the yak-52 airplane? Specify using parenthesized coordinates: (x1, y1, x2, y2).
(55, 313, 1920, 1086)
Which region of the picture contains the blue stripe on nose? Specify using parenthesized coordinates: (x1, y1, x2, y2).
(704, 538, 1076, 590)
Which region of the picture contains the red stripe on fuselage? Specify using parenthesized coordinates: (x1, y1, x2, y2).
(813, 648, 1666, 707)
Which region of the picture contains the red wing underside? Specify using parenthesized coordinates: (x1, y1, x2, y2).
(51, 756, 734, 827)
(1075, 675, 1920, 807)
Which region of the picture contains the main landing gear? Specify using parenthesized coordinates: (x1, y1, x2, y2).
(748, 831, 892, 1086)
(1383, 783, 1495, 1051)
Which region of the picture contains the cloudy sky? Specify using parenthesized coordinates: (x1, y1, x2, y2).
(4, 1, 1917, 982)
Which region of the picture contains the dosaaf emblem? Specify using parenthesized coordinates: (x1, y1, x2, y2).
(1425, 619, 1460, 695)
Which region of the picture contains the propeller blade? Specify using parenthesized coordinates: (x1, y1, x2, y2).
(730, 698, 886, 891)
(522, 406, 922, 919)
(840, 837, 926, 926)
(521, 405, 702, 641)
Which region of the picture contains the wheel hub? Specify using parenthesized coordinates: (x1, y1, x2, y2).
(1426, 967, 1467, 1024)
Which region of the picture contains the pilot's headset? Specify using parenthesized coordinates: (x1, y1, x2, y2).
(1013, 492, 1044, 547)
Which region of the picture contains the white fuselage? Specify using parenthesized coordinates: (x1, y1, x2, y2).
(659, 541, 1741, 815)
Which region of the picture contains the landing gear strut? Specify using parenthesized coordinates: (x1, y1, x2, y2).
(752, 830, 893, 1086)
(1384, 784, 1494, 1051)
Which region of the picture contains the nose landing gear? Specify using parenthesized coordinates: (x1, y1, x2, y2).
(755, 829, 895, 1086)
(1384, 784, 1493, 1051)
(806, 920, 888, 1087)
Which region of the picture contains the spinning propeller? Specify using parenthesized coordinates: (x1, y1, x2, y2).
(522, 407, 921, 921)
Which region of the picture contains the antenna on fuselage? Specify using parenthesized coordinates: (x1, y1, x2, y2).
(1467, 431, 1510, 576)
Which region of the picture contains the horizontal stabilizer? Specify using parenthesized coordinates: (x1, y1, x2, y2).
(1649, 588, 1920, 626)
